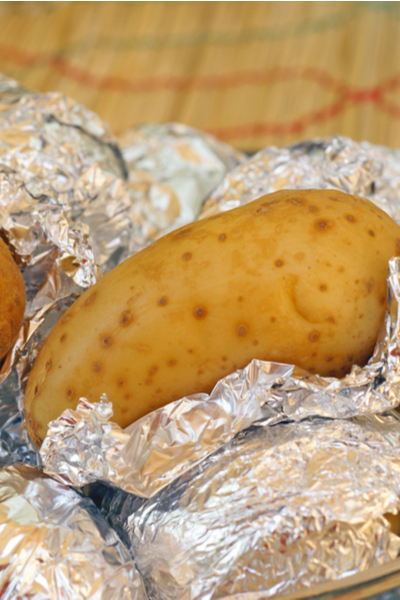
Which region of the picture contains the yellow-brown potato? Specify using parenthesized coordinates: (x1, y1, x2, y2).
(0, 237, 25, 361)
(25, 189, 400, 446)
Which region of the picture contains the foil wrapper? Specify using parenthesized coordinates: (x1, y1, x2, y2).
(0, 462, 146, 599)
(120, 123, 245, 255)
(102, 411, 400, 600)
(199, 135, 400, 222)
(41, 256, 400, 498)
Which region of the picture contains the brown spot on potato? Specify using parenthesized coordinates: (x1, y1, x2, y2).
(309, 205, 318, 212)
(309, 331, 320, 342)
(364, 278, 375, 294)
(253, 340, 259, 346)
(92, 362, 102, 373)
(275, 259, 284, 267)
(193, 305, 207, 319)
(66, 388, 73, 398)
(101, 335, 112, 348)
(219, 233, 227, 242)
(368, 230, 375, 237)
(380, 295, 386, 305)
(338, 266, 345, 273)
(60, 333, 67, 343)
(61, 314, 71, 324)
(359, 313, 364, 319)
(85, 292, 96, 306)
(121, 407, 128, 414)
(315, 219, 334, 231)
(347, 355, 354, 362)
(117, 379, 125, 387)
(327, 316, 336, 324)
(156, 389, 162, 394)
(326, 357, 334, 363)
(319, 284, 327, 292)
(238, 296, 243, 302)
(270, 316, 276, 323)
(396, 239, 400, 255)
(158, 297, 168, 307)
(148, 365, 158, 376)
(145, 379, 152, 385)
(173, 227, 192, 239)
(197, 369, 204, 375)
(168, 359, 176, 367)
(45, 360, 52, 371)
(237, 325, 248, 336)
(124, 393, 132, 400)
(309, 367, 316, 373)
(188, 349, 193, 354)
(182, 252, 192, 261)
(222, 356, 227, 361)
(346, 214, 356, 222)
(34, 385, 39, 396)
(120, 310, 133, 326)
(311, 352, 317, 357)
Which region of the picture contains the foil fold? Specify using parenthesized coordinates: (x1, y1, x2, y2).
(199, 135, 400, 222)
(0, 462, 146, 599)
(103, 412, 400, 599)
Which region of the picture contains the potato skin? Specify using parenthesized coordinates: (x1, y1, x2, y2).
(0, 238, 25, 361)
(25, 189, 400, 446)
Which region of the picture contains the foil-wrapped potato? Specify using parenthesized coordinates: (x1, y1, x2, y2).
(0, 238, 25, 361)
(25, 189, 400, 446)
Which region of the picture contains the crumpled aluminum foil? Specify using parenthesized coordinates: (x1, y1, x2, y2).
(102, 411, 400, 600)
(119, 123, 245, 256)
(0, 462, 146, 599)
(41, 255, 400, 498)
(199, 135, 400, 222)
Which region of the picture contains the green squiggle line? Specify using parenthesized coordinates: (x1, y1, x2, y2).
(59, 4, 377, 57)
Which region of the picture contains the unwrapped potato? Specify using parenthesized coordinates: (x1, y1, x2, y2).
(25, 189, 400, 446)
(0, 237, 25, 361)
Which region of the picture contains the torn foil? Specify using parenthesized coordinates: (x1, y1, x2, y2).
(41, 256, 400, 497)
(102, 412, 400, 600)
(0, 462, 146, 599)
(199, 135, 400, 222)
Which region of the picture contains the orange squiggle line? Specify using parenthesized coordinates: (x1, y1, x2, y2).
(1, 43, 400, 140)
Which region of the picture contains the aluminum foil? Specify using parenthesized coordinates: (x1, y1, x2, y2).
(103, 411, 400, 600)
(0, 462, 146, 599)
(199, 135, 400, 223)
(120, 123, 245, 256)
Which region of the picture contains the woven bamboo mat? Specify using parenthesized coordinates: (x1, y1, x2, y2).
(1, 1, 400, 151)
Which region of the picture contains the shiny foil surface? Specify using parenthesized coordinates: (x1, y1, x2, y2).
(120, 123, 246, 255)
(0, 462, 146, 599)
(41, 256, 400, 498)
(103, 412, 400, 600)
(199, 135, 400, 222)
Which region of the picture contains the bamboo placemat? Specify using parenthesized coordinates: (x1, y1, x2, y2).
(0, 2, 399, 151)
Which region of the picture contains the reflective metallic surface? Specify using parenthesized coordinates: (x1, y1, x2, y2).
(103, 412, 400, 600)
(200, 136, 400, 222)
(0, 463, 146, 599)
